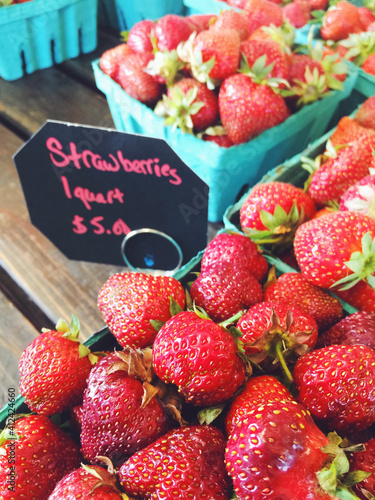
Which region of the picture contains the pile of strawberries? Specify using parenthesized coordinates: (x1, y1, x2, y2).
(1, 163, 375, 498)
(99, 4, 349, 146)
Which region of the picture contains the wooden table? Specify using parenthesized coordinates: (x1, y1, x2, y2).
(0, 26, 222, 409)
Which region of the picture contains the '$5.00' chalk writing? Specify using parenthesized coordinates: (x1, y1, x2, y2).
(72, 215, 131, 236)
(47, 137, 182, 185)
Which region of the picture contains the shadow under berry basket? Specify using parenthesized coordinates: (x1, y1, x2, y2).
(0, 0, 98, 81)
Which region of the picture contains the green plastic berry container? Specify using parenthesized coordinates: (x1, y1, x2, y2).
(0, 0, 98, 81)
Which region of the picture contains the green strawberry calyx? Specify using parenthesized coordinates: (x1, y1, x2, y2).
(145, 49, 185, 88)
(154, 85, 204, 134)
(340, 31, 375, 68)
(81, 461, 126, 496)
(318, 432, 371, 500)
(243, 201, 306, 250)
(257, 21, 296, 50)
(290, 66, 331, 107)
(332, 232, 375, 291)
(239, 54, 290, 91)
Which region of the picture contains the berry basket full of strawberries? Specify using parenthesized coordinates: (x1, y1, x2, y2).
(93, 8, 357, 223)
(3, 221, 375, 498)
(0, 0, 98, 81)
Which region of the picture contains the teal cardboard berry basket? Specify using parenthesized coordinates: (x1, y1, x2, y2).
(0, 0, 98, 81)
(92, 58, 357, 223)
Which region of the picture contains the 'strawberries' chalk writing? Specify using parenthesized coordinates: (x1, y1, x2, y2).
(46, 137, 182, 185)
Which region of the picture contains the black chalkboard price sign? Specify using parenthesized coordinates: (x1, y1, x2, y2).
(13, 121, 209, 271)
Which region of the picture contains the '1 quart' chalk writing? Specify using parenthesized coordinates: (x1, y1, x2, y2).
(46, 138, 182, 185)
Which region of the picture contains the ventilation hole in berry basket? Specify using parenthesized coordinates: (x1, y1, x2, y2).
(50, 39, 56, 64)
(20, 50, 27, 76)
(78, 28, 83, 55)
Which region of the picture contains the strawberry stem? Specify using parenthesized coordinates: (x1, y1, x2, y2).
(275, 342, 294, 383)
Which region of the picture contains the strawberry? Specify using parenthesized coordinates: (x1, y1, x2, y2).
(48, 464, 124, 499)
(152, 310, 246, 407)
(210, 9, 250, 41)
(321, 1, 363, 42)
(181, 28, 241, 89)
(99, 43, 134, 83)
(190, 262, 263, 322)
(264, 271, 343, 330)
(118, 52, 164, 105)
(155, 77, 219, 133)
(329, 116, 375, 148)
(227, 0, 248, 6)
(339, 174, 375, 219)
(240, 38, 289, 83)
(293, 344, 375, 431)
(335, 280, 375, 313)
(362, 53, 375, 76)
(287, 53, 328, 107)
(218, 73, 290, 145)
(225, 374, 294, 436)
(354, 96, 375, 129)
(239, 181, 316, 248)
(19, 315, 94, 416)
(118, 425, 231, 499)
(154, 14, 194, 51)
(283, 0, 311, 28)
(200, 231, 269, 283)
(126, 19, 155, 54)
(294, 211, 375, 293)
(225, 399, 332, 500)
(201, 130, 234, 147)
(358, 6, 375, 31)
(243, 0, 284, 34)
(307, 0, 328, 10)
(80, 349, 173, 466)
(187, 13, 217, 33)
(0, 414, 81, 499)
(306, 137, 375, 206)
(97, 272, 185, 349)
(317, 311, 375, 350)
(236, 300, 318, 369)
(349, 438, 375, 499)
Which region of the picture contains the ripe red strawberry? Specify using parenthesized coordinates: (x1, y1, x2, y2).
(287, 53, 328, 107)
(187, 28, 241, 86)
(210, 9, 250, 41)
(321, 1, 363, 41)
(118, 52, 164, 105)
(152, 310, 246, 407)
(317, 311, 375, 350)
(48, 465, 124, 499)
(0, 414, 81, 499)
(283, 0, 311, 28)
(154, 14, 194, 51)
(350, 438, 375, 499)
(358, 6, 375, 30)
(239, 181, 316, 247)
(236, 300, 318, 367)
(126, 19, 155, 54)
(264, 272, 343, 330)
(202, 131, 234, 147)
(225, 375, 294, 435)
(187, 13, 217, 33)
(156, 77, 219, 132)
(19, 315, 94, 416)
(97, 272, 185, 349)
(80, 350, 173, 466)
(354, 96, 375, 129)
(307, 0, 328, 10)
(219, 73, 290, 144)
(190, 262, 263, 322)
(294, 211, 375, 292)
(362, 54, 375, 76)
(329, 116, 375, 148)
(200, 231, 269, 283)
(99, 43, 134, 83)
(240, 38, 289, 83)
(293, 344, 375, 431)
(335, 280, 375, 313)
(306, 137, 375, 206)
(225, 399, 332, 500)
(340, 174, 375, 219)
(118, 425, 231, 499)
(243, 0, 284, 34)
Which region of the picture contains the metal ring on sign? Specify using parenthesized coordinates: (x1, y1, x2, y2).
(121, 228, 183, 276)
